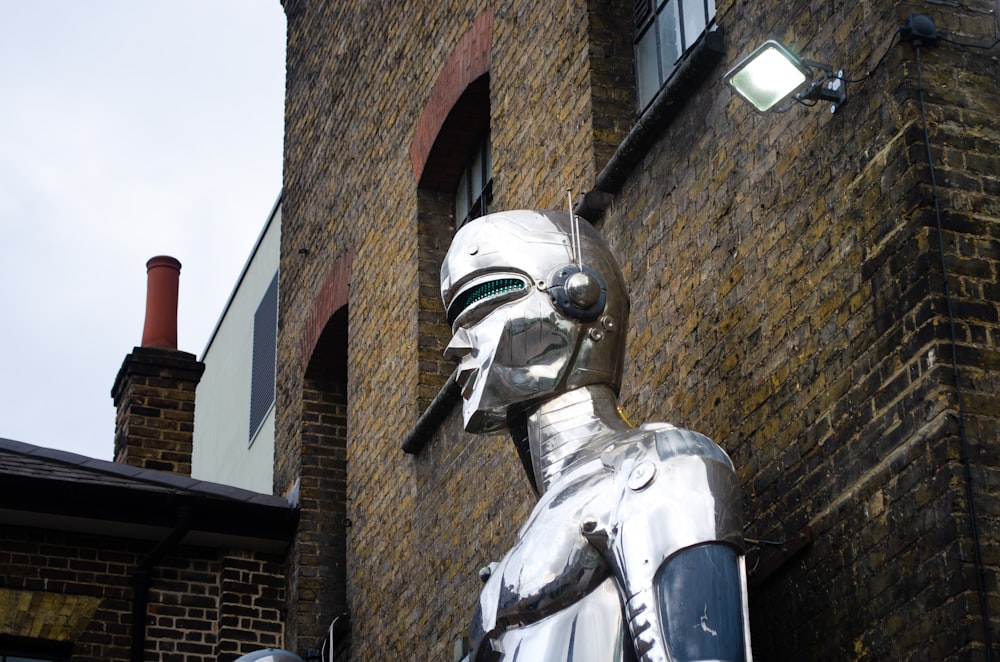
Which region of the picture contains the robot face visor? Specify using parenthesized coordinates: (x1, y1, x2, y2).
(446, 271, 533, 331)
(444, 272, 577, 432)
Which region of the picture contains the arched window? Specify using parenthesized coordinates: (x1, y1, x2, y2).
(418, 72, 493, 227)
(414, 73, 491, 411)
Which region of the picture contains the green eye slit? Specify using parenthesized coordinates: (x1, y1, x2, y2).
(448, 278, 527, 326)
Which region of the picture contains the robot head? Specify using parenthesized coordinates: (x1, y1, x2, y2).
(440, 209, 629, 433)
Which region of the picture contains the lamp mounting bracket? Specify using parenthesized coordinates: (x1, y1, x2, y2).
(798, 70, 846, 113)
(801, 58, 834, 75)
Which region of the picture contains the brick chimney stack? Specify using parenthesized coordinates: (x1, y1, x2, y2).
(112, 256, 204, 474)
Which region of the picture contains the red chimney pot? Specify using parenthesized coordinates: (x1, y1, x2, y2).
(141, 256, 181, 349)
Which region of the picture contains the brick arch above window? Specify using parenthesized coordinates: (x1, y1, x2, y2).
(410, 7, 493, 184)
(300, 250, 352, 373)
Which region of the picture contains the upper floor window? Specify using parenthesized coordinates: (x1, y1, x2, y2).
(454, 134, 493, 229)
(634, 0, 717, 109)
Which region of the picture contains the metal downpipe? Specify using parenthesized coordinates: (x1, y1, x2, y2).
(130, 506, 192, 662)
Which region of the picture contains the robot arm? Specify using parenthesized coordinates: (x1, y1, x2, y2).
(583, 427, 752, 662)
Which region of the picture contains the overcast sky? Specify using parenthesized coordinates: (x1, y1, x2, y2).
(0, 3, 286, 460)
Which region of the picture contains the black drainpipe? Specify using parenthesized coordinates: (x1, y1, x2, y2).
(402, 371, 461, 454)
(130, 505, 192, 662)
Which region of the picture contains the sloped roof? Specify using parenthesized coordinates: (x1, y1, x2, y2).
(0, 437, 297, 552)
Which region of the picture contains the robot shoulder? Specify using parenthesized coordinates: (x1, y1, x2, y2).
(601, 422, 734, 473)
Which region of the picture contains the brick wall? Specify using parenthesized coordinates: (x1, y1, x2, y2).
(279, 0, 999, 658)
(284, 375, 348, 654)
(0, 526, 286, 661)
(415, 188, 456, 413)
(216, 552, 288, 659)
(278, 2, 585, 656)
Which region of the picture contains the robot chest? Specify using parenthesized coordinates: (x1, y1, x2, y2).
(487, 482, 615, 627)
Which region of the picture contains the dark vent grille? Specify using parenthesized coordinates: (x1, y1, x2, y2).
(634, 0, 653, 27)
(249, 271, 279, 443)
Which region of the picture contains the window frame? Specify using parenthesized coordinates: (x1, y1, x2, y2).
(634, 0, 717, 110)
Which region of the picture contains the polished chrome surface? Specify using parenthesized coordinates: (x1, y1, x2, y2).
(442, 210, 628, 433)
(233, 649, 306, 662)
(475, 578, 630, 661)
(444, 210, 752, 662)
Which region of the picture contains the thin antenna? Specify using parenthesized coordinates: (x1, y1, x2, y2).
(567, 188, 582, 268)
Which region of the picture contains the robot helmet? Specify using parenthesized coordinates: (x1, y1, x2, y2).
(440, 210, 629, 432)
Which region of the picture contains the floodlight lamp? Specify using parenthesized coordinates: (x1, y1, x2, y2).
(725, 40, 846, 113)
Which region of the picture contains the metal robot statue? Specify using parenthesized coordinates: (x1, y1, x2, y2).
(441, 210, 752, 662)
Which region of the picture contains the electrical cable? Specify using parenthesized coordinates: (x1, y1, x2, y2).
(780, 17, 991, 113)
(914, 44, 994, 661)
(839, 29, 903, 83)
(780, 29, 902, 110)
(939, 35, 1000, 50)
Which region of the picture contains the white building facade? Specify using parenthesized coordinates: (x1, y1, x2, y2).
(192, 197, 280, 493)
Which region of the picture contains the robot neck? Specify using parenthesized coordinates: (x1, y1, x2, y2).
(525, 384, 630, 494)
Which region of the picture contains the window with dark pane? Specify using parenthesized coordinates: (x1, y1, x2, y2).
(455, 134, 493, 229)
(249, 270, 279, 444)
(634, 0, 716, 109)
